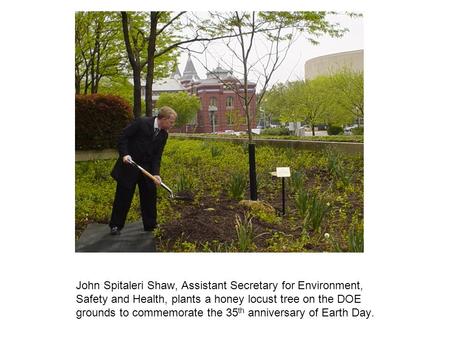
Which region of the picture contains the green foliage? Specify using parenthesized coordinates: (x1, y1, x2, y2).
(251, 208, 282, 225)
(303, 192, 329, 231)
(261, 127, 290, 136)
(292, 171, 329, 231)
(329, 69, 364, 123)
(97, 76, 134, 106)
(199, 240, 233, 253)
(210, 144, 223, 157)
(326, 149, 352, 185)
(175, 171, 194, 194)
(327, 125, 344, 135)
(290, 171, 305, 194)
(117, 12, 180, 81)
(186, 132, 363, 143)
(156, 91, 201, 127)
(229, 172, 247, 200)
(76, 138, 363, 252)
(260, 83, 287, 124)
(351, 126, 364, 135)
(172, 239, 197, 252)
(291, 171, 311, 217)
(235, 213, 256, 252)
(75, 94, 133, 150)
(348, 216, 364, 252)
(75, 12, 123, 94)
(266, 231, 310, 252)
(279, 79, 333, 131)
(294, 189, 310, 218)
(264, 70, 363, 132)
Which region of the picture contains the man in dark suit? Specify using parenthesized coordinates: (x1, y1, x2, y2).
(109, 106, 177, 235)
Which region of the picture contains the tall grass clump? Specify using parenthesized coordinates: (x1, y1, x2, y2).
(229, 172, 247, 200)
(348, 217, 364, 252)
(292, 172, 310, 217)
(290, 171, 304, 194)
(326, 149, 351, 185)
(235, 213, 255, 252)
(210, 144, 223, 157)
(175, 171, 194, 194)
(303, 192, 329, 231)
(294, 188, 309, 217)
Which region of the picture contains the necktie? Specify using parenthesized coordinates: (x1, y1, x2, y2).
(154, 128, 160, 137)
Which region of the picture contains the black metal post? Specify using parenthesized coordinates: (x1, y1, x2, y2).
(248, 143, 257, 200)
(281, 177, 286, 215)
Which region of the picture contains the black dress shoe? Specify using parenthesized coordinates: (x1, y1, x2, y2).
(110, 226, 121, 235)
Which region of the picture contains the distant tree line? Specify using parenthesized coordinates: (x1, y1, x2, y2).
(261, 69, 363, 135)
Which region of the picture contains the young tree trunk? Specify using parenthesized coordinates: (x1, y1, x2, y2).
(145, 12, 158, 116)
(84, 73, 89, 94)
(242, 58, 257, 200)
(236, 11, 257, 200)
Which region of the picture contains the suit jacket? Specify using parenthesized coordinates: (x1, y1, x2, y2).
(111, 116, 168, 188)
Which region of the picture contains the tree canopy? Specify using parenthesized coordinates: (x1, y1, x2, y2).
(263, 70, 363, 135)
(155, 92, 201, 127)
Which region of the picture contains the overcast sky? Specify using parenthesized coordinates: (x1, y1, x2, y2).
(176, 12, 363, 90)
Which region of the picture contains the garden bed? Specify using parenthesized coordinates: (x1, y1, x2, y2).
(76, 139, 363, 252)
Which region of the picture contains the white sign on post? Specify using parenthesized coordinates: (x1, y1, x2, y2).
(276, 167, 291, 177)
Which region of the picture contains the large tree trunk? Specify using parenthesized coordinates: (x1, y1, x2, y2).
(145, 12, 158, 116)
(121, 12, 142, 118)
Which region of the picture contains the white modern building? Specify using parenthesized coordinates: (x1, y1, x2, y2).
(305, 49, 364, 80)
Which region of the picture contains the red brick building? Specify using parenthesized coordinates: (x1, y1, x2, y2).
(152, 55, 257, 133)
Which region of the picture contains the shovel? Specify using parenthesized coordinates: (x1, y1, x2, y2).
(128, 159, 175, 198)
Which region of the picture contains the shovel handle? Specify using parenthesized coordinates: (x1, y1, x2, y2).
(140, 168, 161, 185)
(128, 159, 174, 198)
(128, 159, 160, 185)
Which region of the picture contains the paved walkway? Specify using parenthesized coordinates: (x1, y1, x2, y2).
(75, 220, 156, 253)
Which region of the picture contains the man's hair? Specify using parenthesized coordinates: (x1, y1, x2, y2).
(157, 106, 177, 119)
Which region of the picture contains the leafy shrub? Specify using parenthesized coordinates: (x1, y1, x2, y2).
(75, 94, 133, 150)
(327, 125, 344, 135)
(261, 127, 290, 136)
(351, 126, 364, 135)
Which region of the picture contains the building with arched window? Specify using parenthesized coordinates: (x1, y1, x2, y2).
(150, 54, 257, 133)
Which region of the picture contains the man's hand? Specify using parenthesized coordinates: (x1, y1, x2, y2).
(153, 175, 162, 187)
(123, 155, 132, 164)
